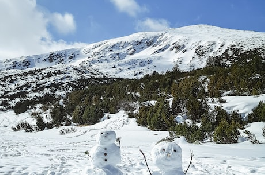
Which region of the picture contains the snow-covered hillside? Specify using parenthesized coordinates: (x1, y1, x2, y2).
(1, 25, 265, 77)
(1, 25, 265, 110)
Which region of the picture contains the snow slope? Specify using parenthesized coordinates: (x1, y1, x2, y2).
(208, 94, 265, 119)
(1, 25, 265, 111)
(1, 25, 265, 110)
(0, 110, 265, 175)
(1, 25, 265, 78)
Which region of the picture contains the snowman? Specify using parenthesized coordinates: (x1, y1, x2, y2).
(151, 142, 183, 175)
(90, 130, 121, 169)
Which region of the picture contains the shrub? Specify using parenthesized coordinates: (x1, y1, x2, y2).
(73, 105, 103, 125)
(171, 123, 205, 143)
(214, 120, 240, 144)
(12, 121, 34, 132)
(136, 98, 175, 131)
(46, 122, 54, 129)
(36, 116, 46, 131)
(82, 105, 103, 124)
(59, 127, 77, 135)
(218, 98, 226, 103)
(200, 116, 214, 141)
(244, 130, 260, 144)
(127, 112, 134, 118)
(13, 100, 31, 114)
(51, 104, 68, 126)
(247, 101, 265, 122)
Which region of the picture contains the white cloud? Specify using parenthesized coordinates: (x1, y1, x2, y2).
(51, 13, 76, 35)
(110, 0, 147, 17)
(0, 0, 84, 60)
(136, 18, 170, 32)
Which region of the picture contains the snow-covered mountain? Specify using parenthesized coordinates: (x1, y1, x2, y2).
(1, 25, 265, 77)
(0, 25, 265, 109)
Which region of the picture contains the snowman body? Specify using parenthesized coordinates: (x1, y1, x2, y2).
(90, 130, 121, 168)
(152, 142, 183, 175)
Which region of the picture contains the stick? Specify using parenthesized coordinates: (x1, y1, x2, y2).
(184, 151, 194, 174)
(139, 149, 152, 175)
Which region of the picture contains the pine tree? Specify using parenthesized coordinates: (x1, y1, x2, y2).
(214, 119, 239, 144)
(36, 116, 46, 131)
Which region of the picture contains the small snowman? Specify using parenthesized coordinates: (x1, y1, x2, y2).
(90, 130, 121, 169)
(152, 142, 183, 175)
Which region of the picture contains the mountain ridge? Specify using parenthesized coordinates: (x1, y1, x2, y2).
(1, 25, 265, 77)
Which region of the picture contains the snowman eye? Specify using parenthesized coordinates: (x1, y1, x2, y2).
(162, 148, 165, 152)
(101, 133, 103, 134)
(173, 149, 177, 152)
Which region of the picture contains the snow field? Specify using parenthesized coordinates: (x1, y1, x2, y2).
(0, 109, 265, 175)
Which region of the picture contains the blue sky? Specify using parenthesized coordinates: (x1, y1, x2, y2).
(0, 0, 264, 59)
(38, 0, 265, 43)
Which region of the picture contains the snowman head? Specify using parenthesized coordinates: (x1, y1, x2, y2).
(152, 142, 183, 171)
(97, 130, 116, 145)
